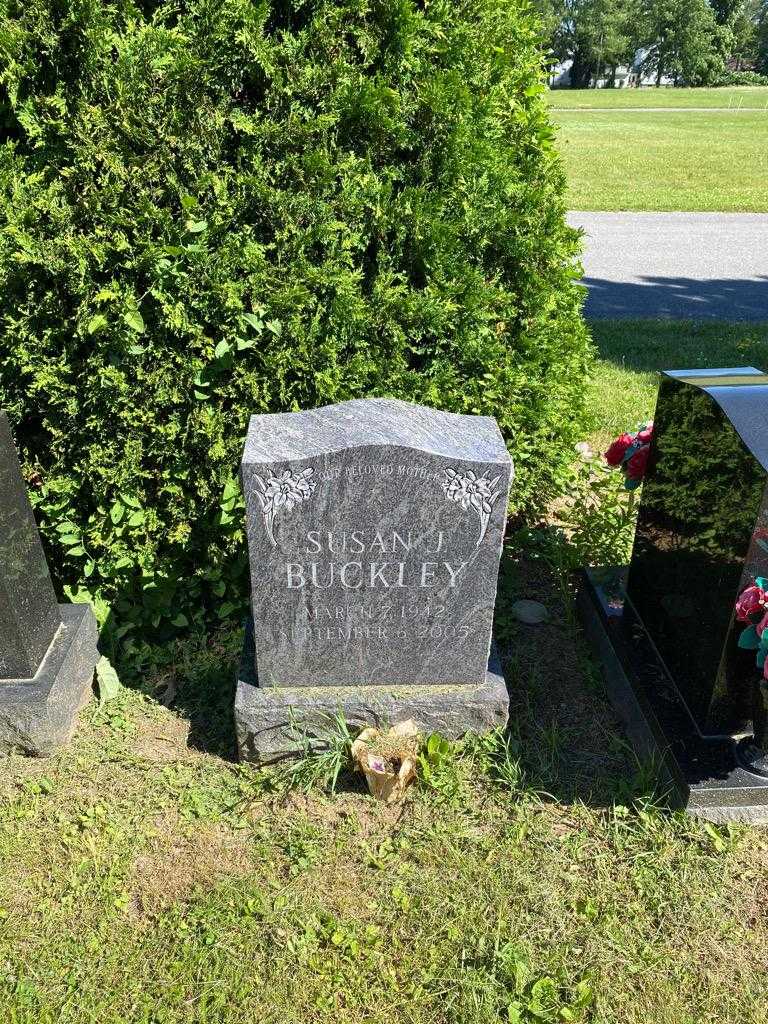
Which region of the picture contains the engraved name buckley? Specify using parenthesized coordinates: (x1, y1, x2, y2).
(283, 529, 469, 590)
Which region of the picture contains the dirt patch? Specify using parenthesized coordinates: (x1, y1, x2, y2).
(129, 811, 255, 916)
(272, 787, 408, 834)
(129, 709, 199, 763)
(734, 838, 768, 937)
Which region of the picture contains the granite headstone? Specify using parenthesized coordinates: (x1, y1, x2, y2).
(0, 415, 62, 679)
(235, 398, 512, 761)
(579, 368, 768, 822)
(0, 413, 98, 755)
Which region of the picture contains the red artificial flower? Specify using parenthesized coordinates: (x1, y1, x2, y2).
(757, 611, 768, 638)
(625, 444, 650, 480)
(736, 585, 766, 623)
(637, 421, 654, 444)
(604, 433, 634, 467)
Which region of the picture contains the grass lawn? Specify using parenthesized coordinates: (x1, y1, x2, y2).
(585, 320, 768, 449)
(548, 86, 768, 109)
(2, 585, 768, 1023)
(553, 109, 768, 211)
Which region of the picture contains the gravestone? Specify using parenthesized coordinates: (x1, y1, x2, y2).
(0, 412, 98, 755)
(235, 398, 512, 761)
(579, 368, 768, 822)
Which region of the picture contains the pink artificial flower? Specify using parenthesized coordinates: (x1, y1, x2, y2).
(625, 444, 650, 481)
(736, 585, 766, 623)
(637, 421, 654, 444)
(604, 433, 635, 467)
(756, 611, 768, 638)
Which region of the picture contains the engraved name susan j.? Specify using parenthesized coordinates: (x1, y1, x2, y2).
(284, 529, 469, 590)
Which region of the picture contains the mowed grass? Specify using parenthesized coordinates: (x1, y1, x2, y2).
(585, 320, 768, 450)
(0, 571, 764, 1024)
(553, 109, 768, 211)
(549, 86, 768, 109)
(2, 598, 768, 1024)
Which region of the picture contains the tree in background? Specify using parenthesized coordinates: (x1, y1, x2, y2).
(709, 0, 764, 71)
(710, 0, 746, 20)
(637, 0, 725, 85)
(757, 0, 768, 73)
(539, 0, 765, 85)
(727, 1, 760, 70)
(549, 0, 636, 87)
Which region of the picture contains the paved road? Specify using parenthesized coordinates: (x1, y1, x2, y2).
(568, 212, 768, 321)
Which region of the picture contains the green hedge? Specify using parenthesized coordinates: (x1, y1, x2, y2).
(0, 0, 591, 672)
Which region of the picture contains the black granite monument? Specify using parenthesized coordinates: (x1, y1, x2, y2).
(579, 368, 768, 822)
(0, 412, 98, 755)
(235, 398, 512, 761)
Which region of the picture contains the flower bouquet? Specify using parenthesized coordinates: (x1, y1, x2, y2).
(351, 720, 420, 803)
(603, 421, 654, 490)
(735, 579, 768, 683)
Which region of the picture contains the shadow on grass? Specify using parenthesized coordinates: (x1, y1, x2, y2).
(176, 634, 239, 761)
(97, 603, 241, 762)
(497, 525, 672, 810)
(588, 317, 768, 375)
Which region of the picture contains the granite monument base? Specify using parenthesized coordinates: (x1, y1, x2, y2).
(0, 604, 98, 756)
(235, 621, 510, 763)
(578, 568, 768, 824)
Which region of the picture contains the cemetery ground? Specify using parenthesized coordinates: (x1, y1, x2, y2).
(2, 329, 768, 1022)
(2, 573, 768, 1023)
(550, 88, 768, 212)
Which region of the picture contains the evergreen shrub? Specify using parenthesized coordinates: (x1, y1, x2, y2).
(0, 0, 591, 670)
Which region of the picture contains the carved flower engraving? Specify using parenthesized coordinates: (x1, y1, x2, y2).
(441, 468, 503, 545)
(253, 468, 316, 547)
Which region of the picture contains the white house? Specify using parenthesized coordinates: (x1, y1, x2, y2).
(550, 50, 675, 89)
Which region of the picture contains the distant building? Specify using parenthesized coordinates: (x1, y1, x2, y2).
(550, 50, 674, 89)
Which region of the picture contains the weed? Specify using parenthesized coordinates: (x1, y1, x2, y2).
(465, 729, 526, 792)
(418, 733, 463, 800)
(273, 710, 356, 794)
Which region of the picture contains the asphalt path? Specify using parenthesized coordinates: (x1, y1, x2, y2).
(568, 211, 768, 321)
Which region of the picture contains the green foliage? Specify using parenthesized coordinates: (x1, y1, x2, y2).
(644, 382, 764, 557)
(95, 655, 121, 703)
(549, 0, 637, 88)
(275, 710, 356, 794)
(464, 727, 526, 790)
(637, 0, 726, 85)
(499, 956, 595, 1023)
(418, 732, 472, 800)
(759, 0, 768, 73)
(508, 445, 638, 583)
(543, 0, 762, 87)
(711, 68, 768, 84)
(0, 0, 590, 670)
(556, 449, 638, 569)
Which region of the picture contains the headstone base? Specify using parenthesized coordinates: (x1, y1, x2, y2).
(0, 604, 98, 756)
(578, 567, 768, 824)
(235, 621, 510, 763)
